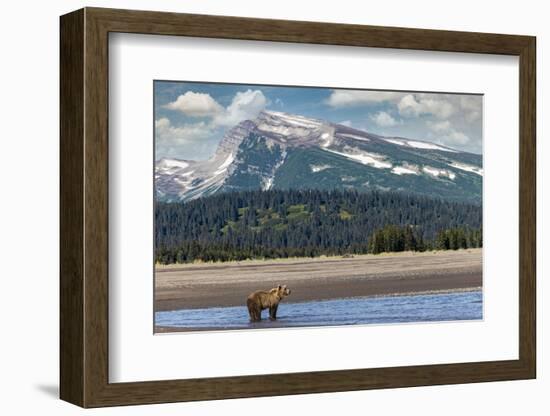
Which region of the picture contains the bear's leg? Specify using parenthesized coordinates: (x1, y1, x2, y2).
(250, 305, 261, 321)
(269, 305, 278, 320)
(247, 302, 258, 322)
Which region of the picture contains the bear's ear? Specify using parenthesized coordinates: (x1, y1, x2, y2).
(278, 285, 282, 290)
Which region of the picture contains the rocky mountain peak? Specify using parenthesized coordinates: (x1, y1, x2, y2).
(156, 111, 482, 203)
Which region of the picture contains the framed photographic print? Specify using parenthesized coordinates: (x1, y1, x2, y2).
(153, 81, 485, 333)
(60, 7, 536, 407)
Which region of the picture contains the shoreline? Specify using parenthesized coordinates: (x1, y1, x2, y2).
(155, 248, 482, 312)
(162, 285, 483, 312)
(155, 287, 483, 333)
(155, 248, 478, 271)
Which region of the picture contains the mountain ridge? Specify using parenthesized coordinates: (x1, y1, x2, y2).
(155, 110, 482, 203)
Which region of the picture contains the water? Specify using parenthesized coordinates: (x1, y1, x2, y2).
(155, 291, 483, 331)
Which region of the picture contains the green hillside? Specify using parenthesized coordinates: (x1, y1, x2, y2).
(155, 188, 482, 264)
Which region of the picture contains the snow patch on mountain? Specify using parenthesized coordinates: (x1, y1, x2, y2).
(407, 140, 458, 153)
(324, 148, 392, 169)
(392, 164, 419, 175)
(423, 166, 456, 180)
(214, 154, 234, 175)
(384, 138, 406, 146)
(262, 150, 287, 191)
(310, 164, 332, 173)
(257, 111, 325, 139)
(174, 176, 193, 186)
(383, 138, 458, 153)
(339, 133, 370, 142)
(320, 132, 332, 148)
(263, 110, 323, 129)
(449, 162, 483, 176)
(257, 121, 310, 138)
(157, 159, 190, 169)
(263, 176, 275, 190)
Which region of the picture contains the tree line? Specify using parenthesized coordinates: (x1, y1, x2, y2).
(155, 188, 482, 264)
(368, 224, 482, 254)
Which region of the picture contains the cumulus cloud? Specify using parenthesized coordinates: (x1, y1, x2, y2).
(398, 94, 455, 119)
(460, 96, 482, 122)
(426, 120, 452, 132)
(440, 130, 470, 146)
(155, 117, 214, 143)
(163, 89, 268, 127)
(155, 117, 171, 130)
(155, 88, 268, 158)
(369, 111, 401, 127)
(163, 91, 224, 117)
(460, 96, 481, 111)
(161, 88, 267, 131)
(326, 90, 402, 107)
(213, 89, 267, 127)
(426, 119, 470, 147)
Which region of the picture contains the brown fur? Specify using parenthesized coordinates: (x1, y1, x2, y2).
(247, 285, 291, 321)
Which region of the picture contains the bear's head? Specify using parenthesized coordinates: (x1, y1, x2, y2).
(275, 284, 291, 298)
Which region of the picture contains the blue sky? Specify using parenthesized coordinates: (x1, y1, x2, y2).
(155, 81, 483, 160)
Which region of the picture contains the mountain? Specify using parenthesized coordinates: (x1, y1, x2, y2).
(155, 110, 483, 203)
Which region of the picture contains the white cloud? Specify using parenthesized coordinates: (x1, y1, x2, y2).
(425, 119, 470, 147)
(398, 94, 455, 119)
(326, 90, 402, 107)
(163, 89, 268, 127)
(460, 96, 481, 111)
(163, 91, 224, 117)
(155, 117, 214, 143)
(465, 111, 481, 122)
(369, 111, 401, 127)
(155, 89, 268, 159)
(460, 96, 482, 122)
(397, 95, 419, 115)
(460, 96, 482, 123)
(161, 88, 267, 130)
(155, 117, 171, 130)
(213, 89, 267, 127)
(339, 120, 353, 127)
(426, 120, 470, 146)
(440, 130, 470, 146)
(426, 120, 452, 132)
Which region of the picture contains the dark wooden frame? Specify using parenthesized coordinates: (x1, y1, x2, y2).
(60, 7, 536, 408)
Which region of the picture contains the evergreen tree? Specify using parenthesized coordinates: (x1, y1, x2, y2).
(154, 189, 482, 263)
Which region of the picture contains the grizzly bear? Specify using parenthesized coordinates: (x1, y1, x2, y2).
(247, 285, 291, 322)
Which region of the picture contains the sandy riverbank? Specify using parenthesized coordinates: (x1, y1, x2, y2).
(154, 249, 482, 312)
